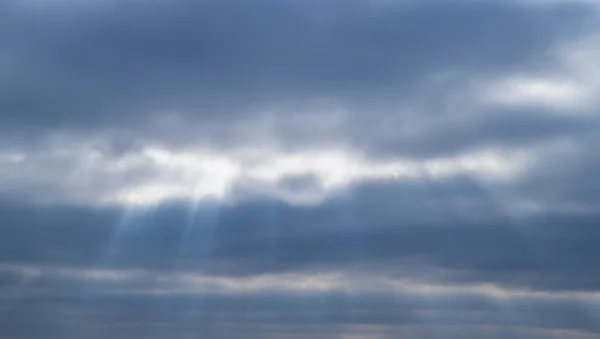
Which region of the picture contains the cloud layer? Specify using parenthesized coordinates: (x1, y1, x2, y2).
(2, 0, 600, 338)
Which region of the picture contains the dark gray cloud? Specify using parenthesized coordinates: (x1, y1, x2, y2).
(0, 0, 595, 155)
(1, 180, 599, 292)
(365, 109, 600, 159)
(1, 263, 599, 339)
(513, 131, 600, 212)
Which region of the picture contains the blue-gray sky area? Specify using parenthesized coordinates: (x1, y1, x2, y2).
(2, 0, 600, 338)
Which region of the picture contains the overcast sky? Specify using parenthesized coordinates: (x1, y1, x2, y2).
(2, 0, 600, 338)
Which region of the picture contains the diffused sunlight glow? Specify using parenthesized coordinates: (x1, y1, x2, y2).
(99, 146, 533, 206)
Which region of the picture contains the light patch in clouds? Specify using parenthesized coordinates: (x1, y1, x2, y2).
(0, 152, 26, 164)
(483, 76, 588, 110)
(79, 146, 535, 206)
(480, 25, 600, 114)
(0, 142, 534, 207)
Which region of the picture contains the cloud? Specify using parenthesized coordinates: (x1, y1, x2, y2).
(1, 261, 600, 339)
(2, 0, 600, 338)
(0, 140, 534, 206)
(0, 0, 592, 138)
(1, 190, 600, 293)
(0, 0, 597, 207)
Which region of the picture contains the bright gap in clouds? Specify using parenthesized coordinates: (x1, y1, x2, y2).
(482, 76, 588, 110)
(103, 146, 532, 207)
(1, 141, 529, 207)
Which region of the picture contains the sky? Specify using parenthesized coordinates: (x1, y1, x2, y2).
(2, 0, 600, 338)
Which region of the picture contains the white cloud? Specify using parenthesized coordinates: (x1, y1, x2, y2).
(482, 76, 588, 110)
(479, 25, 600, 114)
(0, 139, 534, 207)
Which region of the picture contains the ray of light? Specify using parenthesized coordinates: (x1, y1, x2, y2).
(167, 197, 224, 331)
(443, 159, 548, 326)
(63, 203, 160, 339)
(178, 197, 223, 266)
